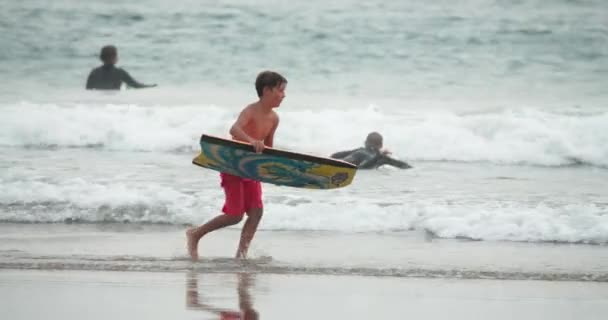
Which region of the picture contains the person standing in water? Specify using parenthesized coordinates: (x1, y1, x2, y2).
(187, 71, 287, 261)
(86, 45, 157, 90)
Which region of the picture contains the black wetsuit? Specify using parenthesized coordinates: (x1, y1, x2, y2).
(331, 147, 411, 169)
(86, 64, 154, 90)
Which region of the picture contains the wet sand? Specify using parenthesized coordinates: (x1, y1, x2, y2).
(1, 270, 607, 320)
(1, 223, 607, 320)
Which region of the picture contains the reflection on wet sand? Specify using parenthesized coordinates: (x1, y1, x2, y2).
(187, 272, 259, 320)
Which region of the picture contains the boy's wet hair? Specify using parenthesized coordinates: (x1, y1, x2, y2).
(100, 45, 117, 64)
(255, 71, 287, 97)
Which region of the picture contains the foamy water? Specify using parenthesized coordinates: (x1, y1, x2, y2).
(2, 100, 607, 167)
(2, 129, 607, 245)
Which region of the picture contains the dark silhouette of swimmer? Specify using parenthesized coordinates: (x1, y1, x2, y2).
(86, 45, 157, 90)
(331, 132, 412, 169)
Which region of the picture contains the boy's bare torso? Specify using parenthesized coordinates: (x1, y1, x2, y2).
(236, 103, 278, 143)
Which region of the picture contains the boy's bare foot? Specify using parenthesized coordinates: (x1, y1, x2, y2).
(186, 228, 199, 261)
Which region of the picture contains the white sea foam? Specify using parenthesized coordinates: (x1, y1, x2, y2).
(1, 101, 607, 167)
(1, 177, 606, 244)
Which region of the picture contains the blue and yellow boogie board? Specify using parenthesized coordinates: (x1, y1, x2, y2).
(192, 135, 357, 189)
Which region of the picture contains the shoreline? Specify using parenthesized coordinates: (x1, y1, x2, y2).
(1, 223, 607, 282)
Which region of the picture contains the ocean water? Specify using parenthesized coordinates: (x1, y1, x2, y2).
(1, 0, 608, 275)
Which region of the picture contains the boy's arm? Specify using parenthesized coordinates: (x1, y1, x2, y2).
(263, 115, 279, 148)
(229, 107, 265, 153)
(230, 107, 255, 143)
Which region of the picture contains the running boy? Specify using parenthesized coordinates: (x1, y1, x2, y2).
(187, 71, 287, 261)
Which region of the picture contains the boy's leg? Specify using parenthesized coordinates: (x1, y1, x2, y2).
(236, 207, 263, 259)
(187, 214, 242, 261)
(187, 173, 246, 261)
(236, 180, 264, 259)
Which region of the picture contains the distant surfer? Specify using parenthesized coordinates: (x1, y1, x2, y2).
(330, 132, 411, 169)
(85, 45, 157, 90)
(186, 71, 287, 261)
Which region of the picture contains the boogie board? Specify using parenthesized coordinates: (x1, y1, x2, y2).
(192, 134, 357, 189)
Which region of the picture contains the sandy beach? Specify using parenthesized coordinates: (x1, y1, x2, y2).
(1, 223, 607, 320)
(2, 270, 607, 320)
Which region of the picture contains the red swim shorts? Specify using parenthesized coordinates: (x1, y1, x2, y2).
(220, 173, 263, 216)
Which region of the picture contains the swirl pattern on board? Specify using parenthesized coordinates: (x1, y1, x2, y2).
(193, 136, 355, 189)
